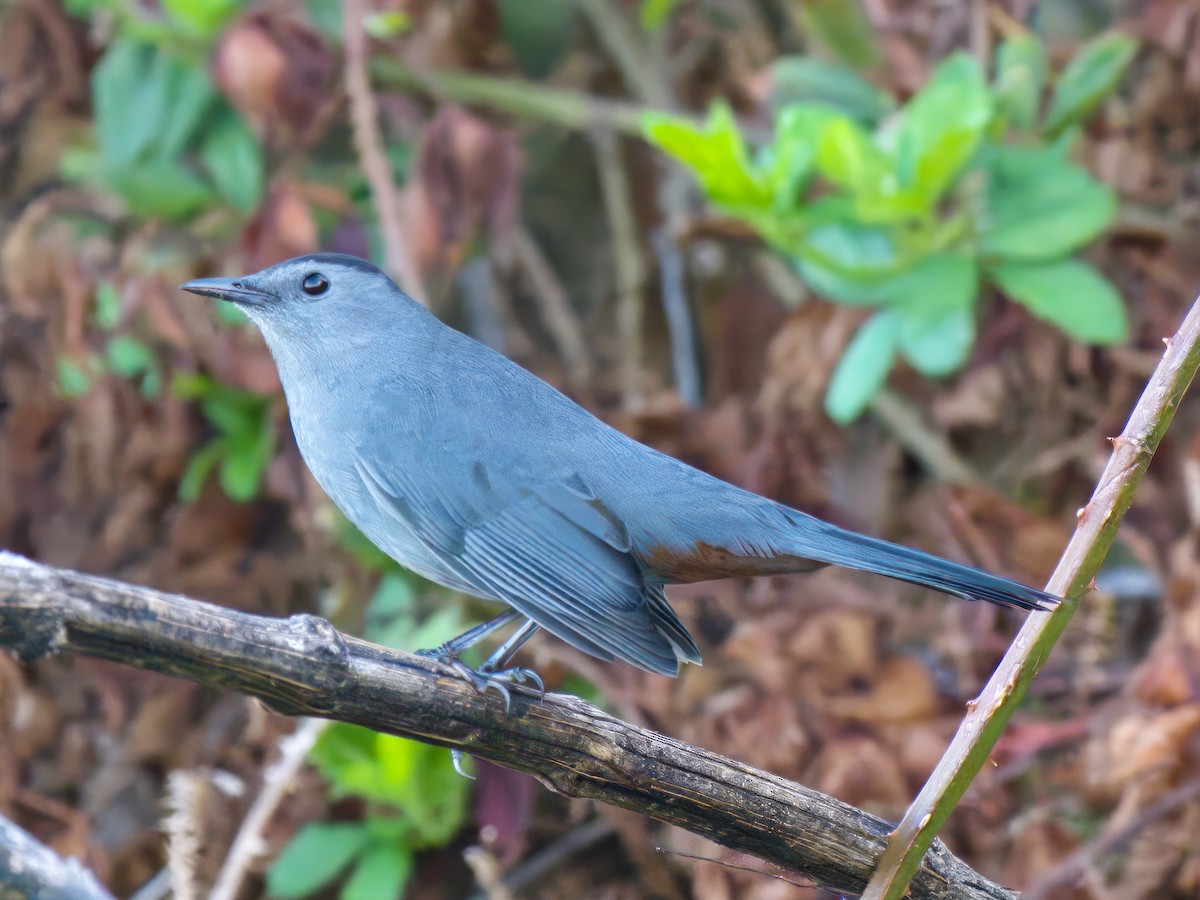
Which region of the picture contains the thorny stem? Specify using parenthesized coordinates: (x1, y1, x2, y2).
(863, 294, 1200, 899)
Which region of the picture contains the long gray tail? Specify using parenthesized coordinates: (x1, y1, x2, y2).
(794, 518, 1058, 612)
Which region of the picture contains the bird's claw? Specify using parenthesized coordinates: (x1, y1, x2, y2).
(451, 750, 475, 779)
(443, 660, 544, 712)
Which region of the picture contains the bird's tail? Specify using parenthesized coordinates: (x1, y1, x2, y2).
(792, 518, 1058, 611)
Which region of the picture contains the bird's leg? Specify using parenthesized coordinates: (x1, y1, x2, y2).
(478, 619, 544, 695)
(418, 611, 544, 710)
(416, 609, 522, 662)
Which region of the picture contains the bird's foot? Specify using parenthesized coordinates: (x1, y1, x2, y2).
(448, 659, 545, 712)
(416, 644, 545, 711)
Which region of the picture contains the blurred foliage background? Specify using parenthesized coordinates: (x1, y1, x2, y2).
(2, 0, 1200, 897)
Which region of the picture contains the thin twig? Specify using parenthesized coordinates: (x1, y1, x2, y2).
(370, 60, 652, 136)
(592, 128, 648, 406)
(576, 0, 673, 107)
(511, 226, 594, 392)
(653, 227, 703, 407)
(0, 551, 1014, 900)
(342, 0, 424, 303)
(209, 718, 330, 900)
(863, 294, 1200, 899)
(869, 388, 980, 485)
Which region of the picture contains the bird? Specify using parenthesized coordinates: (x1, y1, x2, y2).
(181, 254, 1058, 698)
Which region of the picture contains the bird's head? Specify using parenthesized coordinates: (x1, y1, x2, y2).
(180, 253, 415, 339)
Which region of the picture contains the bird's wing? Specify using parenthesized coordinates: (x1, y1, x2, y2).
(355, 457, 700, 674)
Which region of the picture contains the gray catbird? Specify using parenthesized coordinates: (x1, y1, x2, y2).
(182, 254, 1058, 693)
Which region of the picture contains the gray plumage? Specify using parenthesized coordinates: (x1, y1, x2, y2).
(182, 254, 1057, 677)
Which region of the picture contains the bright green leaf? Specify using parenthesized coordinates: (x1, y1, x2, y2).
(990, 258, 1128, 344)
(888, 53, 991, 207)
(761, 104, 838, 210)
(980, 145, 1116, 261)
(201, 112, 265, 213)
(342, 842, 413, 900)
(642, 104, 771, 209)
(993, 34, 1047, 131)
(768, 57, 895, 124)
(266, 822, 370, 898)
(310, 725, 469, 843)
(640, 0, 683, 32)
(162, 0, 243, 38)
(816, 117, 893, 199)
(56, 356, 91, 398)
(1043, 33, 1138, 137)
(218, 445, 267, 502)
(364, 11, 411, 38)
(892, 254, 978, 376)
(825, 311, 900, 423)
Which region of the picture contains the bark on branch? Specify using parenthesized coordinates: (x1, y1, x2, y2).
(0, 551, 1014, 899)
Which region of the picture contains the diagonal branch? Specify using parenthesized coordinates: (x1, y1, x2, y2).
(863, 293, 1200, 899)
(0, 551, 1012, 900)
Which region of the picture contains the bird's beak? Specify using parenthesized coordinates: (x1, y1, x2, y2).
(178, 276, 269, 307)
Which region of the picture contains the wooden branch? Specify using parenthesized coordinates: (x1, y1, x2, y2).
(0, 551, 1016, 900)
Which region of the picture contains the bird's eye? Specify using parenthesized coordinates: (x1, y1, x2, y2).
(301, 272, 330, 296)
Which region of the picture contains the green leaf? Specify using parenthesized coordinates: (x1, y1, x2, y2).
(105, 336, 156, 377)
(201, 111, 265, 213)
(761, 104, 838, 210)
(892, 254, 978, 376)
(156, 61, 218, 159)
(266, 822, 370, 898)
(310, 725, 469, 844)
(363, 11, 412, 38)
(106, 159, 214, 220)
(56, 356, 91, 398)
(794, 220, 902, 304)
(1043, 33, 1138, 137)
(824, 310, 900, 423)
(162, 0, 244, 38)
(992, 34, 1047, 131)
(768, 57, 895, 124)
(888, 53, 991, 207)
(642, 104, 771, 209)
(93, 282, 121, 329)
(214, 301, 250, 326)
(218, 442, 268, 502)
(178, 440, 225, 502)
(979, 145, 1116, 262)
(342, 842, 413, 900)
(815, 117, 892, 199)
(92, 40, 162, 168)
(60, 146, 105, 185)
(989, 258, 1128, 344)
(363, 574, 421, 647)
(640, 0, 683, 32)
